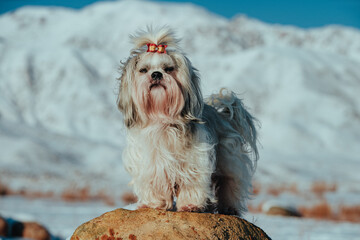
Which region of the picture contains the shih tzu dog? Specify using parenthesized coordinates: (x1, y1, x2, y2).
(117, 27, 258, 216)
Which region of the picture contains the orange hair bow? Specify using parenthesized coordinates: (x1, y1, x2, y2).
(147, 43, 167, 53)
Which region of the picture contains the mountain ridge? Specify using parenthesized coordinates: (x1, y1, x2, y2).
(0, 0, 359, 193)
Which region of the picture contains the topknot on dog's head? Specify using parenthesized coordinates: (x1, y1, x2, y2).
(130, 26, 180, 52)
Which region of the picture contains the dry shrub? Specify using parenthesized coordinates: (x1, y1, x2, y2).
(95, 190, 115, 206)
(299, 201, 334, 220)
(61, 187, 91, 202)
(266, 184, 298, 196)
(339, 205, 360, 223)
(267, 186, 281, 196)
(0, 179, 54, 199)
(22, 191, 54, 199)
(299, 202, 360, 223)
(252, 183, 261, 195)
(121, 192, 137, 205)
(0, 181, 12, 196)
(61, 187, 115, 206)
(0, 180, 115, 206)
(248, 203, 262, 213)
(311, 182, 337, 197)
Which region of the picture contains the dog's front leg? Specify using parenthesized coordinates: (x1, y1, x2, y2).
(176, 179, 212, 212)
(134, 180, 174, 210)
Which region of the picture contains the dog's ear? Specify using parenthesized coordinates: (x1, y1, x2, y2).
(172, 53, 203, 121)
(117, 56, 139, 128)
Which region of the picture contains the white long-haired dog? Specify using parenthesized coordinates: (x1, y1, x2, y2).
(117, 27, 258, 216)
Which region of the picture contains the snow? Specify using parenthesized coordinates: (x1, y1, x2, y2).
(247, 213, 360, 240)
(0, 0, 360, 239)
(0, 196, 115, 239)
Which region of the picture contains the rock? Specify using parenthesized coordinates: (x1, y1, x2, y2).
(71, 208, 271, 240)
(12, 221, 51, 240)
(265, 206, 301, 217)
(0, 216, 8, 236)
(262, 201, 302, 218)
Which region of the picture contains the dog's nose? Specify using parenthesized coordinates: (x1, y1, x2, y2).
(151, 71, 163, 81)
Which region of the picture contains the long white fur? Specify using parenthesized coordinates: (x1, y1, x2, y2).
(117, 27, 258, 216)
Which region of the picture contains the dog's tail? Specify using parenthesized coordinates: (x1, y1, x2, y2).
(205, 88, 259, 215)
(206, 88, 259, 164)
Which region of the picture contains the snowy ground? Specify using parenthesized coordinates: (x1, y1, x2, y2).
(1, 196, 360, 240)
(246, 212, 360, 240)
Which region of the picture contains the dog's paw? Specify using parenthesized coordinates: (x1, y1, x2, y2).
(137, 204, 150, 209)
(138, 201, 174, 210)
(178, 204, 202, 212)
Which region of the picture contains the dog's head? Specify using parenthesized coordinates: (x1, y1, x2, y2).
(117, 27, 203, 128)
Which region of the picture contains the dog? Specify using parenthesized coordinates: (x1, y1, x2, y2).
(117, 27, 258, 216)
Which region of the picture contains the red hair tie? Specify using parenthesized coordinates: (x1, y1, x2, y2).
(147, 43, 167, 53)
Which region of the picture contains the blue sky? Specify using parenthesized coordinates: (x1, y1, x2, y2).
(0, 0, 359, 29)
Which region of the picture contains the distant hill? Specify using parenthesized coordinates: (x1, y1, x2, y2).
(0, 0, 359, 194)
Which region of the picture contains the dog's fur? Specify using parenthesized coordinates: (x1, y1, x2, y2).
(117, 27, 258, 216)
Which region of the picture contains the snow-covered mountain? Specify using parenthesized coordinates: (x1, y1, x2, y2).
(1, 0, 360, 195)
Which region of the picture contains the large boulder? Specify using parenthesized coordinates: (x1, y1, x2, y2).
(71, 208, 271, 240)
(12, 221, 51, 240)
(0, 216, 50, 240)
(0, 216, 8, 236)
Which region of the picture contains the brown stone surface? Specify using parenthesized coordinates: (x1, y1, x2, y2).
(71, 208, 271, 240)
(266, 206, 302, 217)
(12, 221, 51, 240)
(0, 216, 8, 236)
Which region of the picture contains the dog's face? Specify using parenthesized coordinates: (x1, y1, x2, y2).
(118, 32, 203, 128)
(134, 53, 184, 120)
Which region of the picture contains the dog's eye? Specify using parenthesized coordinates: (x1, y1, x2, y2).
(139, 68, 148, 73)
(164, 67, 174, 73)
